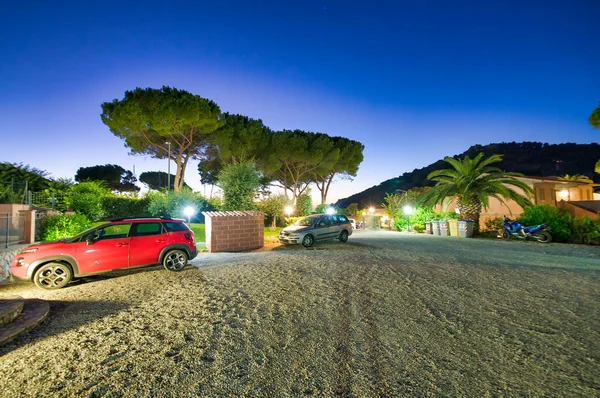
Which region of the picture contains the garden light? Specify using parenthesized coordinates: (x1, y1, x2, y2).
(326, 207, 335, 215)
(183, 206, 195, 225)
(284, 206, 294, 216)
(403, 205, 413, 215)
(369, 207, 375, 214)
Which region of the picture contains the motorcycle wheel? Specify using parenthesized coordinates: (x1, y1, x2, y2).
(502, 230, 510, 239)
(534, 231, 552, 243)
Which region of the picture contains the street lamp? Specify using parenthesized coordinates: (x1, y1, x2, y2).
(326, 207, 335, 215)
(284, 206, 294, 216)
(165, 141, 171, 192)
(403, 205, 413, 232)
(184, 206, 195, 226)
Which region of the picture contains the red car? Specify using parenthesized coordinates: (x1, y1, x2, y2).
(11, 217, 197, 290)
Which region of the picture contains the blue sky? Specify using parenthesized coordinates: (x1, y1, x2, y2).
(1, 0, 598, 203)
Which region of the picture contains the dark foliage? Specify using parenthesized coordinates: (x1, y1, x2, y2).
(335, 142, 600, 208)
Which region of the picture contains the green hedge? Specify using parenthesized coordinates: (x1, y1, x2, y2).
(103, 196, 151, 220)
(40, 213, 92, 242)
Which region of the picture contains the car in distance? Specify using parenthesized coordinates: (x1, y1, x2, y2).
(278, 214, 353, 247)
(10, 217, 197, 290)
(349, 218, 357, 229)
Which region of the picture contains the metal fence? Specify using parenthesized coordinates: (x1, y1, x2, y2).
(29, 191, 68, 212)
(0, 212, 26, 248)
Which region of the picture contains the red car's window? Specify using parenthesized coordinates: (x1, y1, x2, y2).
(164, 222, 190, 232)
(96, 224, 132, 240)
(132, 222, 164, 236)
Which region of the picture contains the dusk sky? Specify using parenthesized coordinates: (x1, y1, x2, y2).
(1, 1, 599, 204)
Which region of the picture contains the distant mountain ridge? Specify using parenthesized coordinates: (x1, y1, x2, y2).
(334, 142, 600, 209)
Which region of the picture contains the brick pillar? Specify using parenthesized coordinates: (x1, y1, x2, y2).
(23, 210, 36, 244)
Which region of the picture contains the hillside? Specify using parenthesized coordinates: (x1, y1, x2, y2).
(334, 142, 600, 209)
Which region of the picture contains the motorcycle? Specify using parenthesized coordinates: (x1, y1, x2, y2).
(501, 216, 552, 243)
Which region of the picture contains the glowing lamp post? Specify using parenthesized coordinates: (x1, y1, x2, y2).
(284, 206, 294, 217)
(183, 206, 195, 226)
(326, 207, 335, 215)
(403, 205, 413, 232)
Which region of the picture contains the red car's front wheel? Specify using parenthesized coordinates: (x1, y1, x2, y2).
(34, 262, 73, 290)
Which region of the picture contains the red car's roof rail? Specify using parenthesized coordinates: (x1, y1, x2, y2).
(109, 216, 174, 222)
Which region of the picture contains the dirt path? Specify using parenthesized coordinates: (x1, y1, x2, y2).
(1, 231, 599, 397)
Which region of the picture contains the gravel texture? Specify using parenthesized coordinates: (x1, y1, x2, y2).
(0, 230, 599, 397)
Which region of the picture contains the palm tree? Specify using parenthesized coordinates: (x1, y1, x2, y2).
(558, 174, 593, 184)
(418, 153, 533, 234)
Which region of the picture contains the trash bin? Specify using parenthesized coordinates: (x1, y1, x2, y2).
(439, 220, 449, 236)
(431, 220, 440, 235)
(448, 219, 459, 237)
(425, 221, 433, 234)
(458, 220, 474, 238)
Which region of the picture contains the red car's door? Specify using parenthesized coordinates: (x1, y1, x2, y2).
(128, 222, 169, 267)
(76, 223, 132, 274)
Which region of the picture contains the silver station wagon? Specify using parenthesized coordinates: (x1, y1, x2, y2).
(278, 214, 353, 247)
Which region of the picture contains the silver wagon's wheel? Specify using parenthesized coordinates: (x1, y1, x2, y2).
(339, 230, 349, 242)
(302, 234, 314, 248)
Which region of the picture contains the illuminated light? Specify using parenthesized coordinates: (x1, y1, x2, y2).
(184, 206, 195, 217)
(559, 189, 569, 198)
(403, 205, 413, 215)
(326, 207, 335, 215)
(369, 207, 375, 214)
(284, 206, 294, 216)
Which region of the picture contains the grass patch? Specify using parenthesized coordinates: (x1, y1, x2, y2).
(264, 227, 283, 242)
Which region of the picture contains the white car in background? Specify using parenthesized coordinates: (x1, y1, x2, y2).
(349, 219, 357, 229)
(278, 214, 353, 247)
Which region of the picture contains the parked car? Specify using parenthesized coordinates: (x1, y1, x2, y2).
(278, 214, 353, 247)
(10, 217, 197, 290)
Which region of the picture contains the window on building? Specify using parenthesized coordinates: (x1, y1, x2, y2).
(537, 188, 545, 201)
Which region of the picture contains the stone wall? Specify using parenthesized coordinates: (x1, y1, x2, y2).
(0, 246, 23, 281)
(203, 211, 264, 253)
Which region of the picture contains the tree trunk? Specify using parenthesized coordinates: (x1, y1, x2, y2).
(457, 197, 482, 234)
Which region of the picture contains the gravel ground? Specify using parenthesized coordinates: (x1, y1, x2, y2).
(0, 230, 599, 397)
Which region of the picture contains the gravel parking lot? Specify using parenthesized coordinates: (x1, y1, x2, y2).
(1, 230, 599, 397)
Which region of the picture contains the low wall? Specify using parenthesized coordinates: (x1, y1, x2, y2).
(203, 211, 264, 253)
(0, 246, 23, 281)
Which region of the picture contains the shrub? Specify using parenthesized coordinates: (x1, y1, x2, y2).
(295, 193, 313, 216)
(285, 216, 304, 226)
(315, 203, 331, 214)
(571, 216, 600, 244)
(40, 213, 92, 242)
(483, 216, 504, 232)
(410, 207, 435, 231)
(68, 181, 110, 221)
(518, 205, 572, 242)
(394, 217, 408, 231)
(259, 194, 291, 229)
(413, 224, 425, 233)
(102, 195, 151, 220)
(217, 160, 261, 211)
(147, 189, 206, 222)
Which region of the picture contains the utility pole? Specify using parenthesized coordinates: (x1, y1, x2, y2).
(165, 141, 171, 192)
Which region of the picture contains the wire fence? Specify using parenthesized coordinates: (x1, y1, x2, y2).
(29, 191, 68, 211)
